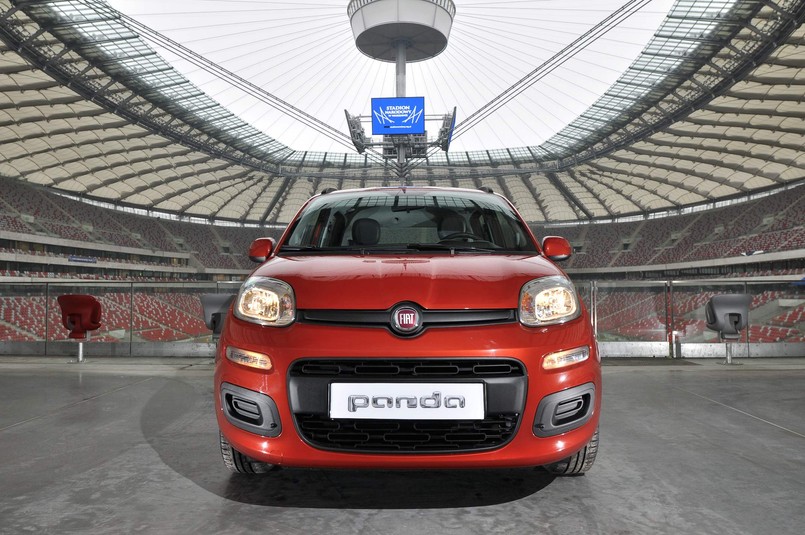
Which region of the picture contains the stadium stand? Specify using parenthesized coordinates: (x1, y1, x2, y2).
(1, 176, 802, 280)
(0, 176, 285, 277)
(546, 188, 804, 270)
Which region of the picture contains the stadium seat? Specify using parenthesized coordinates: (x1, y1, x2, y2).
(57, 295, 102, 362)
(57, 294, 102, 339)
(200, 294, 236, 338)
(705, 294, 752, 341)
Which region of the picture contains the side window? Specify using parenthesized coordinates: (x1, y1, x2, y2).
(286, 209, 322, 246)
(286, 221, 312, 246)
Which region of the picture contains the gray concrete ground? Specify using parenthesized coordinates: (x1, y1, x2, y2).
(1, 357, 804, 535)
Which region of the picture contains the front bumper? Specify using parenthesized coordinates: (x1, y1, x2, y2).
(215, 316, 601, 469)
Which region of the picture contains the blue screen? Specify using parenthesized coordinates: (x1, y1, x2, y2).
(371, 97, 425, 135)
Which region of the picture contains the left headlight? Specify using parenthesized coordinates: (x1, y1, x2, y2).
(234, 277, 295, 326)
(519, 275, 580, 326)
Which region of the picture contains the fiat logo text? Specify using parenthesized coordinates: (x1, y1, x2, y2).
(391, 304, 422, 335)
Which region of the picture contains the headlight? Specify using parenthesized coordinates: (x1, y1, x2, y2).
(234, 277, 295, 326)
(519, 276, 580, 326)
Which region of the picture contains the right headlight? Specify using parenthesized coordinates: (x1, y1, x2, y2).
(234, 277, 295, 326)
(519, 276, 580, 326)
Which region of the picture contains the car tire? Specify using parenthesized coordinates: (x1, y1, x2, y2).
(545, 427, 599, 476)
(219, 431, 276, 474)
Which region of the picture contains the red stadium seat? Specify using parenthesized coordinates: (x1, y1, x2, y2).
(57, 294, 102, 340)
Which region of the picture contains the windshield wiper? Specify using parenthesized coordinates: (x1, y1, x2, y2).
(280, 246, 345, 253)
(281, 245, 417, 255)
(405, 243, 496, 254)
(281, 244, 498, 255)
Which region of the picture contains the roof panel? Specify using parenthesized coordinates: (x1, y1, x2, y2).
(0, 0, 801, 225)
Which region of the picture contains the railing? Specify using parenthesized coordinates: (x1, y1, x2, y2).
(0, 279, 803, 358)
(0, 281, 241, 358)
(590, 279, 805, 358)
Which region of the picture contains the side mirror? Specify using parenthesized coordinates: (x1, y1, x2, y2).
(542, 236, 572, 262)
(248, 237, 276, 263)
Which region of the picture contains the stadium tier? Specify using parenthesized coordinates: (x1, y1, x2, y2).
(1, 176, 803, 280)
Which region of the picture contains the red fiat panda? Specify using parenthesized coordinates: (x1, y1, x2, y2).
(214, 186, 600, 475)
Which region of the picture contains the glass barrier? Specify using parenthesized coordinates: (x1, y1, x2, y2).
(595, 282, 668, 343)
(1, 279, 802, 357)
(0, 283, 48, 350)
(746, 280, 805, 344)
(0, 281, 241, 357)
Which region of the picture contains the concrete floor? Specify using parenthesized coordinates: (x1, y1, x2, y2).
(1, 357, 804, 535)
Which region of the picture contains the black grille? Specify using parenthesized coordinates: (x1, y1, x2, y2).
(296, 413, 519, 452)
(288, 358, 526, 453)
(299, 309, 515, 330)
(290, 358, 525, 379)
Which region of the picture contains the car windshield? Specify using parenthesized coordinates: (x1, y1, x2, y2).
(281, 189, 538, 254)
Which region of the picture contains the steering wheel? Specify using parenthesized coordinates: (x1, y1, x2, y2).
(439, 232, 484, 242)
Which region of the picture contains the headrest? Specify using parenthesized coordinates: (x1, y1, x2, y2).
(438, 212, 466, 238)
(352, 218, 381, 246)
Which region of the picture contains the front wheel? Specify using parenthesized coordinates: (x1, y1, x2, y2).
(545, 427, 599, 476)
(219, 431, 277, 474)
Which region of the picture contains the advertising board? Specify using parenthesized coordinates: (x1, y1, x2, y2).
(371, 96, 425, 135)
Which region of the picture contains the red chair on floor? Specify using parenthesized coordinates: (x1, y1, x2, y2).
(57, 294, 102, 362)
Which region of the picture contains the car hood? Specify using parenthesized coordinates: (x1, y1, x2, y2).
(251, 254, 565, 310)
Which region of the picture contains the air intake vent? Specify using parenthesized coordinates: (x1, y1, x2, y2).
(534, 383, 596, 437)
(553, 396, 588, 426)
(229, 397, 262, 424)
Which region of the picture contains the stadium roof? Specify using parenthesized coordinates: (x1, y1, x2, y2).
(0, 0, 804, 225)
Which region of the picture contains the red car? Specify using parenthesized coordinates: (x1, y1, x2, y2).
(214, 186, 600, 475)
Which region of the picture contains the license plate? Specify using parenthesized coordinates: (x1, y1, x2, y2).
(329, 382, 484, 420)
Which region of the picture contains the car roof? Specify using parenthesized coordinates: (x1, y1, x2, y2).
(316, 185, 499, 199)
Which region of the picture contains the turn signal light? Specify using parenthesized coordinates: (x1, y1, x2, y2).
(543, 346, 590, 370)
(225, 346, 273, 371)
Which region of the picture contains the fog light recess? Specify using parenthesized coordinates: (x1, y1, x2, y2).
(220, 383, 282, 437)
(533, 383, 595, 437)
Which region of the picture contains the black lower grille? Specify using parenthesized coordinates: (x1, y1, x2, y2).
(290, 358, 525, 379)
(296, 413, 519, 452)
(289, 358, 526, 453)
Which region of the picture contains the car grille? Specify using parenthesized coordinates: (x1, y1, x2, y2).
(295, 413, 520, 452)
(298, 309, 515, 328)
(289, 358, 525, 378)
(289, 358, 525, 453)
